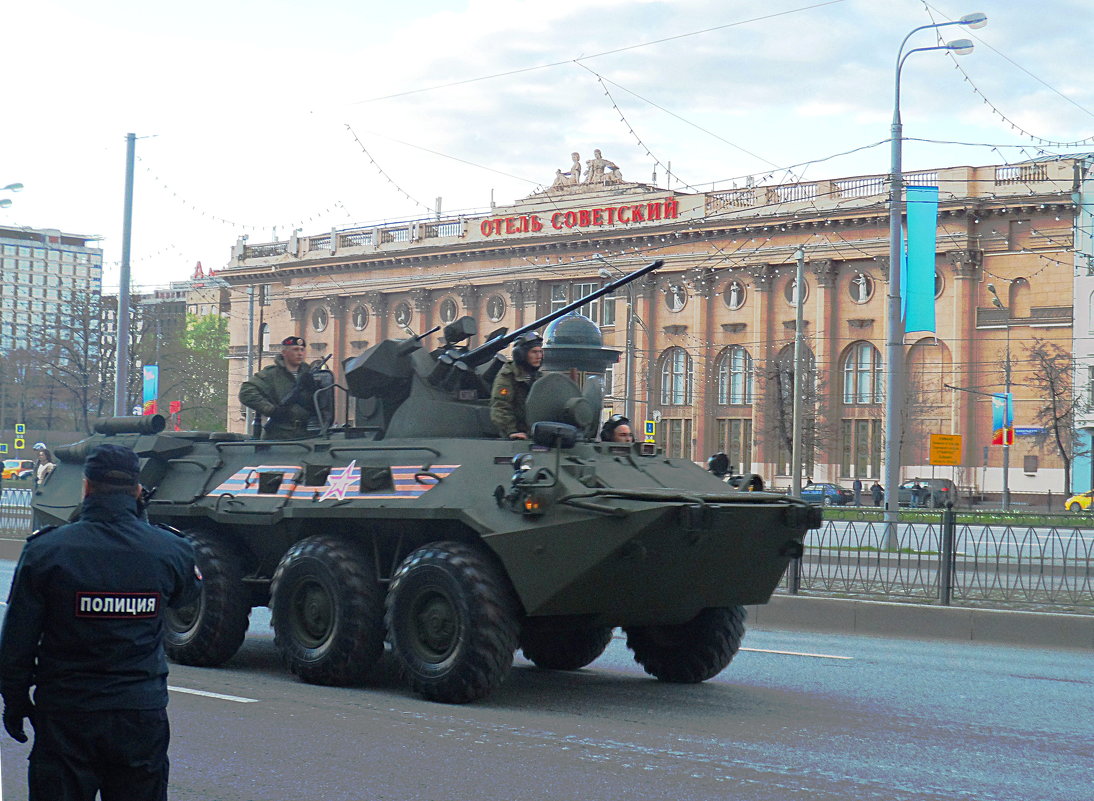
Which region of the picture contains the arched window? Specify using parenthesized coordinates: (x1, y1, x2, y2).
(717, 346, 753, 405)
(842, 341, 884, 405)
(259, 322, 270, 352)
(660, 347, 693, 405)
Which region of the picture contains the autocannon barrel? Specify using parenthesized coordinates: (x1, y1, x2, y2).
(454, 259, 663, 369)
(92, 414, 167, 435)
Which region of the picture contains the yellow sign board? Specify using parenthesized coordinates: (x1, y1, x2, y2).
(929, 433, 962, 466)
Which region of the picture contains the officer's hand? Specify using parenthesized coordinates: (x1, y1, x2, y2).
(508, 432, 528, 440)
(3, 700, 31, 743)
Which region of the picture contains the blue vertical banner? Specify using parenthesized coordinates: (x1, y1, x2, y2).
(142, 365, 159, 415)
(902, 185, 939, 334)
(991, 392, 1014, 445)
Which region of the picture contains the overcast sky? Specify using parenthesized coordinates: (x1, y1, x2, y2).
(3, 0, 1092, 291)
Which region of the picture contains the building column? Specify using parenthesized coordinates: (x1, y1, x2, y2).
(364, 291, 388, 343)
(687, 266, 718, 456)
(948, 249, 983, 476)
(811, 258, 838, 478)
(747, 264, 775, 476)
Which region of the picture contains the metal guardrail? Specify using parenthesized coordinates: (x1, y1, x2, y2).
(3, 490, 1091, 613)
(781, 509, 1094, 612)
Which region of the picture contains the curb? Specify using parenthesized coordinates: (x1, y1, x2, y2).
(747, 594, 1094, 651)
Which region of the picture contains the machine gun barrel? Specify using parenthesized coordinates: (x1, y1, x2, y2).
(455, 259, 663, 369)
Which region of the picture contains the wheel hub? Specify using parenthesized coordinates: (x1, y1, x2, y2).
(293, 581, 333, 646)
(411, 591, 457, 660)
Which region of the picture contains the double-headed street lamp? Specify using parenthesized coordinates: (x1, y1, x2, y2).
(987, 283, 1012, 510)
(883, 12, 986, 524)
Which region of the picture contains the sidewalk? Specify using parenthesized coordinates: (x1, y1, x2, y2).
(748, 594, 1094, 650)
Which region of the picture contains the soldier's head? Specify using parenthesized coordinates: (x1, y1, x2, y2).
(512, 332, 544, 370)
(281, 336, 307, 369)
(83, 444, 141, 498)
(600, 414, 634, 443)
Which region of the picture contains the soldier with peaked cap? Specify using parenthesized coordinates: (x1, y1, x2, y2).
(239, 335, 317, 439)
(0, 443, 201, 801)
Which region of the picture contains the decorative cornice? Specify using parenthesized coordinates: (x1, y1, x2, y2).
(349, 339, 369, 350)
(848, 318, 874, 329)
(782, 320, 810, 330)
(873, 255, 890, 282)
(663, 324, 687, 335)
(810, 258, 837, 288)
(747, 263, 774, 291)
(721, 322, 747, 333)
(325, 295, 348, 320)
(285, 297, 307, 321)
(947, 248, 983, 278)
(455, 284, 480, 311)
(685, 266, 717, 299)
(410, 288, 432, 313)
(363, 291, 388, 317)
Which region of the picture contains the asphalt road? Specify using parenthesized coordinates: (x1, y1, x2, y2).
(1, 600, 1090, 801)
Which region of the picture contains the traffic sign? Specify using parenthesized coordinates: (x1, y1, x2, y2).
(929, 433, 962, 466)
(644, 419, 656, 443)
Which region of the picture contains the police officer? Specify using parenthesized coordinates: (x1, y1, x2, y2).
(0, 444, 201, 801)
(490, 331, 543, 439)
(239, 335, 316, 439)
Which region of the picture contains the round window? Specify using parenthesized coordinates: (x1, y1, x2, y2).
(394, 301, 412, 327)
(312, 306, 328, 333)
(486, 295, 506, 323)
(934, 271, 944, 298)
(784, 276, 808, 306)
(723, 279, 746, 310)
(849, 273, 874, 304)
(352, 304, 369, 331)
(664, 284, 688, 313)
(439, 297, 458, 324)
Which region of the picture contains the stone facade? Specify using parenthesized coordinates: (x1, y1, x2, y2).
(219, 158, 1091, 495)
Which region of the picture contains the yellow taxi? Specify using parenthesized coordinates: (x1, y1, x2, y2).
(1065, 490, 1094, 512)
(2, 459, 35, 480)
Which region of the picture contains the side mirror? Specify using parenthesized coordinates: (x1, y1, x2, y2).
(531, 422, 578, 449)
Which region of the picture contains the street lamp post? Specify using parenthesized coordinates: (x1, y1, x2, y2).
(988, 283, 1012, 510)
(883, 13, 985, 532)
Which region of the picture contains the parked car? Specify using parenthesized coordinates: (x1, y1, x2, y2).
(2, 459, 35, 481)
(898, 478, 957, 508)
(801, 482, 854, 506)
(1064, 490, 1094, 512)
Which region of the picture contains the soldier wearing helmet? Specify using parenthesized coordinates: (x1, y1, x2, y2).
(490, 331, 544, 439)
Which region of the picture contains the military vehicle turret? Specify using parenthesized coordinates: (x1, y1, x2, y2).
(33, 260, 820, 704)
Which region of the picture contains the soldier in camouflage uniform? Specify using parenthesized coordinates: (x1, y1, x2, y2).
(490, 332, 543, 440)
(239, 336, 316, 440)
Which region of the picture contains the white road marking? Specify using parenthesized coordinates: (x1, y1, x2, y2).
(741, 647, 852, 660)
(168, 685, 259, 703)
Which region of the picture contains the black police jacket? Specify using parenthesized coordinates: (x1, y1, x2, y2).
(0, 492, 201, 712)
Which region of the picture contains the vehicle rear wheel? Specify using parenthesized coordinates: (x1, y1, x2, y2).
(822, 496, 833, 506)
(271, 535, 385, 686)
(623, 606, 746, 683)
(520, 623, 613, 671)
(165, 529, 251, 667)
(386, 541, 520, 703)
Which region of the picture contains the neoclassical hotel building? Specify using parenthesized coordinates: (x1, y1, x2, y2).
(220, 154, 1091, 496)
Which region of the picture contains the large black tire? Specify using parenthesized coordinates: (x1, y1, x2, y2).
(386, 541, 520, 703)
(624, 606, 747, 683)
(520, 624, 613, 671)
(271, 535, 385, 686)
(164, 530, 251, 667)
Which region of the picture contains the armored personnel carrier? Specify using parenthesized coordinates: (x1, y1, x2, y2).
(33, 261, 820, 704)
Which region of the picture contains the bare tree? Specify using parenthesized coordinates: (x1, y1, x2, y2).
(1024, 337, 1083, 494)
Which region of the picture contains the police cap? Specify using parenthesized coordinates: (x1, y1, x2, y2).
(84, 444, 141, 486)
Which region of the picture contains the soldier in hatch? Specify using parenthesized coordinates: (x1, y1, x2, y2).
(490, 332, 544, 440)
(239, 335, 317, 439)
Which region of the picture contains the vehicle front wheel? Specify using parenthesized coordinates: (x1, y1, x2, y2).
(1069, 503, 1082, 512)
(624, 606, 746, 683)
(386, 541, 520, 703)
(165, 529, 251, 667)
(271, 535, 385, 686)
